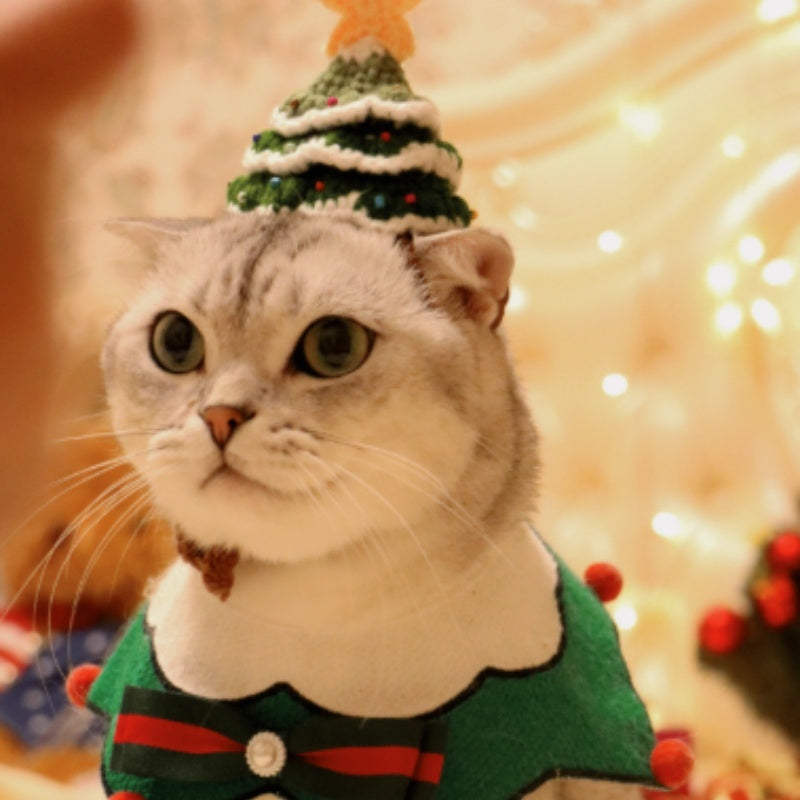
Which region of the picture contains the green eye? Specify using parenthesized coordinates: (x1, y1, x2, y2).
(150, 311, 205, 374)
(296, 316, 374, 378)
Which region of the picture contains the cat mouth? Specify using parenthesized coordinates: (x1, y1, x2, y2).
(200, 464, 268, 492)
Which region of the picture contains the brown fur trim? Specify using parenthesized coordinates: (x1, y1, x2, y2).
(175, 531, 240, 601)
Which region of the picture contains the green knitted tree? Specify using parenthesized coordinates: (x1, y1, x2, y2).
(226, 42, 473, 234)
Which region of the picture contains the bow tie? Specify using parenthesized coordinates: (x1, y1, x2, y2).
(112, 686, 447, 800)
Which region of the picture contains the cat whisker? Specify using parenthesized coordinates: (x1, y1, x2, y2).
(52, 426, 166, 444)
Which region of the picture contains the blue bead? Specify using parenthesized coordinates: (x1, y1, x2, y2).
(373, 194, 386, 209)
(252, 133, 261, 144)
(269, 176, 281, 188)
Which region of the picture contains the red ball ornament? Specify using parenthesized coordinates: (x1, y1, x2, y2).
(326, 96, 338, 107)
(65, 663, 102, 708)
(650, 739, 694, 790)
(767, 529, 800, 573)
(110, 793, 147, 800)
(583, 562, 623, 603)
(754, 574, 796, 627)
(404, 192, 417, 205)
(698, 606, 747, 654)
(315, 180, 325, 192)
(380, 131, 392, 142)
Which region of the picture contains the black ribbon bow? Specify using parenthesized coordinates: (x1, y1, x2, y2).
(111, 686, 448, 800)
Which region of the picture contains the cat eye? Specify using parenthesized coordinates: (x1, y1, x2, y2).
(150, 311, 205, 374)
(295, 316, 375, 378)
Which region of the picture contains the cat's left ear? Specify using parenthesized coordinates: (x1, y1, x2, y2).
(410, 228, 514, 329)
(104, 217, 211, 256)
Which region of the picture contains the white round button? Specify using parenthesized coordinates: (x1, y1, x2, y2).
(246, 731, 287, 779)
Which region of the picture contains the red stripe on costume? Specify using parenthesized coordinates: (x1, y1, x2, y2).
(299, 746, 443, 783)
(0, 646, 29, 673)
(114, 714, 245, 755)
(413, 751, 445, 784)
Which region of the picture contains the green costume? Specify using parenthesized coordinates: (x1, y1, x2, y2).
(87, 555, 659, 800)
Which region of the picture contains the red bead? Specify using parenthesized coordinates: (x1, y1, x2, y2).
(65, 663, 102, 708)
(767, 530, 800, 573)
(326, 96, 338, 107)
(404, 192, 417, 205)
(315, 180, 325, 192)
(583, 562, 623, 603)
(698, 606, 747, 654)
(380, 131, 392, 142)
(650, 739, 694, 789)
(110, 793, 147, 800)
(754, 574, 796, 627)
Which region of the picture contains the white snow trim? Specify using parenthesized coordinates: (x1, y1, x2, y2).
(227, 196, 467, 235)
(272, 96, 441, 138)
(242, 139, 461, 188)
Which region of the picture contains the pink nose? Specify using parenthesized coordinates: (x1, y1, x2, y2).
(201, 405, 253, 448)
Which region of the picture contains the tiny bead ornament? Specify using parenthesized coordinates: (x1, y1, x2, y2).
(650, 739, 694, 790)
(753, 574, 797, 627)
(766, 529, 800, 572)
(583, 562, 623, 603)
(698, 606, 747, 654)
(65, 663, 102, 708)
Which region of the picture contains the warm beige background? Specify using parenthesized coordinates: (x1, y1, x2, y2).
(41, 0, 800, 786)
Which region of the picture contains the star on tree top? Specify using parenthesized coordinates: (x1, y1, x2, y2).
(317, 0, 423, 62)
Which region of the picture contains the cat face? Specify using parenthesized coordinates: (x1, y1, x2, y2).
(103, 214, 522, 562)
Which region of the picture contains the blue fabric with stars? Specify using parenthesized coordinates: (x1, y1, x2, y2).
(0, 624, 119, 748)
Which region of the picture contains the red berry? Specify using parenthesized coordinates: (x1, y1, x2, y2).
(767, 530, 800, 573)
(650, 739, 694, 789)
(583, 562, 623, 603)
(754, 574, 796, 627)
(698, 606, 747, 654)
(65, 663, 102, 708)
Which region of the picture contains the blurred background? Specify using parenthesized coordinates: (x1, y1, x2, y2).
(4, 0, 800, 796)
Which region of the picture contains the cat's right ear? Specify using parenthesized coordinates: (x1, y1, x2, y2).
(104, 217, 210, 257)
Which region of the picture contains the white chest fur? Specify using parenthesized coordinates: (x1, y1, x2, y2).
(147, 525, 562, 717)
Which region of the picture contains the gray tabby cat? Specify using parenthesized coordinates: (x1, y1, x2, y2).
(97, 212, 643, 800)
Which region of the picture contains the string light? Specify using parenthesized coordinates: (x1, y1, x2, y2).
(714, 302, 745, 336)
(613, 604, 639, 631)
(757, 0, 799, 23)
(751, 298, 782, 333)
(652, 511, 684, 541)
(507, 286, 528, 313)
(705, 261, 738, 297)
(619, 103, 663, 141)
(738, 235, 765, 264)
(598, 230, 624, 254)
(602, 373, 629, 397)
(492, 160, 520, 189)
(762, 258, 796, 286)
(511, 205, 538, 230)
(721, 134, 746, 159)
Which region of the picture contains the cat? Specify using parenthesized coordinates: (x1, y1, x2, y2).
(86, 212, 653, 800)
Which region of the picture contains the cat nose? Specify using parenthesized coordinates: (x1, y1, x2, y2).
(201, 405, 254, 449)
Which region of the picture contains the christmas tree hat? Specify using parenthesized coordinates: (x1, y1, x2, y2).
(226, 0, 473, 234)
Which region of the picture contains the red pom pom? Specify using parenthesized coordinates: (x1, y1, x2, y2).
(65, 663, 102, 708)
(753, 574, 796, 627)
(767, 530, 800, 573)
(699, 606, 747, 654)
(650, 739, 694, 789)
(583, 562, 623, 603)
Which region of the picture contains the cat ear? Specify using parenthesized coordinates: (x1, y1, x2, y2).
(104, 217, 211, 255)
(411, 227, 514, 329)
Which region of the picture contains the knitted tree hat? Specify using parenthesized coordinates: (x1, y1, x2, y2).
(226, 0, 474, 235)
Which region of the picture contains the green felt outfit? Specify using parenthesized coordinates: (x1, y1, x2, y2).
(87, 554, 659, 800)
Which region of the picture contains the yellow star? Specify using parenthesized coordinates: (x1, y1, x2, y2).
(317, 0, 423, 62)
